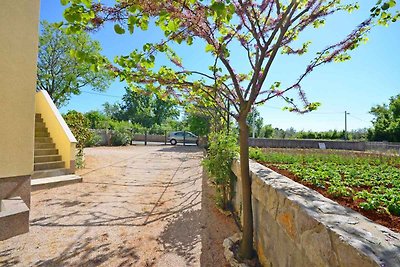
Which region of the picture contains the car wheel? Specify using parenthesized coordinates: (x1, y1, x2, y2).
(170, 139, 177, 145)
(196, 140, 199, 146)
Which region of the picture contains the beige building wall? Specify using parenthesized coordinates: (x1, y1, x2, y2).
(0, 0, 41, 178)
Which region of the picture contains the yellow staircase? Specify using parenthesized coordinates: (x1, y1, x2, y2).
(32, 113, 81, 190)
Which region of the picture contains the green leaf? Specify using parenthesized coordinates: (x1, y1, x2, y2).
(187, 36, 193, 45)
(60, 0, 69, 6)
(114, 24, 125, 34)
(81, 0, 91, 8)
(210, 2, 226, 17)
(64, 11, 81, 23)
(382, 2, 390, 10)
(205, 44, 214, 53)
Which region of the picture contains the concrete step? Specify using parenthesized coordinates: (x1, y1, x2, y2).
(0, 197, 29, 240)
(31, 175, 82, 191)
(34, 155, 62, 163)
(35, 122, 46, 129)
(35, 126, 48, 131)
(34, 131, 50, 137)
(34, 148, 58, 156)
(35, 143, 55, 149)
(34, 161, 65, 171)
(35, 137, 52, 143)
(32, 168, 70, 179)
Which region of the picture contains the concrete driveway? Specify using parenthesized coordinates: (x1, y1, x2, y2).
(0, 145, 238, 267)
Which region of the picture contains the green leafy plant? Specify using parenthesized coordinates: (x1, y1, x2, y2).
(108, 120, 132, 146)
(63, 110, 94, 168)
(250, 148, 400, 216)
(203, 130, 238, 210)
(84, 131, 101, 147)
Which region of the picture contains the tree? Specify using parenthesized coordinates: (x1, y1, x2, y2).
(371, 0, 399, 25)
(247, 108, 263, 138)
(63, 0, 382, 258)
(103, 102, 121, 120)
(368, 94, 400, 142)
(84, 110, 109, 129)
(103, 87, 179, 128)
(37, 21, 112, 107)
(184, 110, 212, 136)
(260, 124, 274, 138)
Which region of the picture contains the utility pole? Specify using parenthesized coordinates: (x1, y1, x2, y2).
(252, 108, 256, 138)
(344, 111, 350, 141)
(227, 99, 230, 133)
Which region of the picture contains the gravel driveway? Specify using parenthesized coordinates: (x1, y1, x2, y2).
(0, 145, 238, 267)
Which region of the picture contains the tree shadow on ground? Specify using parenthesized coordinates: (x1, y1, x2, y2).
(158, 209, 202, 265)
(0, 248, 20, 267)
(199, 169, 240, 266)
(30, 169, 202, 228)
(33, 229, 140, 267)
(156, 145, 202, 154)
(156, 169, 240, 266)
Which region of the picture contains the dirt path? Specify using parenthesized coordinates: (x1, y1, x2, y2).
(0, 145, 238, 267)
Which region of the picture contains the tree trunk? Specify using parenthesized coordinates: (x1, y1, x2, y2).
(238, 115, 254, 259)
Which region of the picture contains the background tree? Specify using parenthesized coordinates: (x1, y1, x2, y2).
(103, 87, 179, 129)
(247, 108, 263, 138)
(260, 124, 274, 138)
(37, 21, 112, 107)
(84, 110, 109, 129)
(102, 102, 121, 120)
(183, 110, 212, 136)
(64, 0, 382, 258)
(368, 94, 400, 142)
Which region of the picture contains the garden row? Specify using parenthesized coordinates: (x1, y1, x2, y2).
(249, 148, 400, 217)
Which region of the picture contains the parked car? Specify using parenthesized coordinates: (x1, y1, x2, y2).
(168, 131, 199, 145)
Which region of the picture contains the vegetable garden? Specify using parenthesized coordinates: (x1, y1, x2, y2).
(249, 148, 400, 232)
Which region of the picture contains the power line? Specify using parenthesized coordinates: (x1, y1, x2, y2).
(81, 90, 122, 98)
(348, 114, 370, 123)
(263, 105, 343, 114)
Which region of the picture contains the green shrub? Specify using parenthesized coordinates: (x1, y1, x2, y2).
(63, 110, 94, 168)
(108, 121, 132, 146)
(249, 147, 267, 162)
(110, 130, 131, 146)
(84, 131, 102, 147)
(203, 130, 238, 210)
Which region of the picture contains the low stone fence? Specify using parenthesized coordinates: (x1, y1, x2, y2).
(133, 134, 166, 143)
(365, 141, 400, 153)
(231, 160, 400, 267)
(249, 138, 366, 151)
(90, 130, 167, 145)
(249, 138, 400, 153)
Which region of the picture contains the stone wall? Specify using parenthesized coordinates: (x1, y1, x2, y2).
(249, 138, 366, 151)
(133, 134, 166, 143)
(231, 160, 400, 267)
